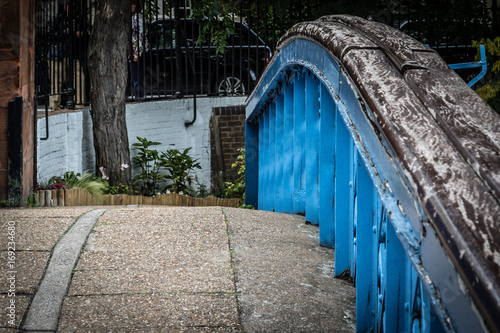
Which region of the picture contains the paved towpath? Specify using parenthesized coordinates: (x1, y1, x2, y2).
(0, 206, 355, 332)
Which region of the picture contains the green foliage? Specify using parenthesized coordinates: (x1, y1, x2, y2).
(132, 137, 204, 197)
(194, 176, 209, 198)
(143, 0, 161, 23)
(94, 177, 133, 195)
(132, 136, 166, 196)
(473, 37, 500, 114)
(213, 171, 227, 198)
(240, 199, 255, 210)
(65, 171, 105, 198)
(225, 148, 248, 206)
(223, 148, 254, 209)
(474, 38, 500, 75)
(97, 164, 133, 195)
(26, 194, 40, 208)
(225, 148, 245, 198)
(0, 200, 8, 208)
(44, 171, 105, 198)
(55, 171, 79, 188)
(190, 0, 235, 54)
(160, 147, 202, 195)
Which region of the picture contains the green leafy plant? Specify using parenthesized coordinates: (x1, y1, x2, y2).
(240, 199, 255, 210)
(56, 171, 80, 188)
(212, 171, 227, 198)
(143, 0, 161, 23)
(131, 137, 204, 197)
(132, 136, 166, 196)
(194, 176, 209, 198)
(224, 147, 254, 208)
(62, 171, 105, 198)
(41, 171, 105, 198)
(225, 147, 246, 199)
(0, 200, 9, 208)
(160, 147, 202, 195)
(473, 37, 500, 114)
(96, 164, 133, 195)
(190, 0, 235, 54)
(26, 194, 40, 207)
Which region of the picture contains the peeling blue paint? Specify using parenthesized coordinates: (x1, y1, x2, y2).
(245, 16, 499, 333)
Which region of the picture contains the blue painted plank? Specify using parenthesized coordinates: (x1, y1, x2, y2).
(319, 84, 336, 247)
(334, 109, 354, 276)
(355, 160, 376, 333)
(275, 94, 285, 213)
(283, 81, 294, 213)
(421, 281, 432, 333)
(258, 112, 266, 210)
(293, 72, 306, 215)
(407, 263, 421, 333)
(305, 72, 320, 225)
(428, 297, 447, 333)
(351, 146, 359, 280)
(264, 107, 271, 211)
(269, 104, 276, 211)
(245, 121, 259, 208)
(385, 213, 408, 333)
(374, 196, 385, 333)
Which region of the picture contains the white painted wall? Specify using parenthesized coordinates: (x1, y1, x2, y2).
(37, 96, 246, 190)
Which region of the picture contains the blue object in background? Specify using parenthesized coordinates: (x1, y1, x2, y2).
(245, 17, 499, 332)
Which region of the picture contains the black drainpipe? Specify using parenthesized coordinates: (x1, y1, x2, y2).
(185, 91, 197, 127)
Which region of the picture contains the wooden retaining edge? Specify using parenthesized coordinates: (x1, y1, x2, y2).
(36, 188, 240, 208)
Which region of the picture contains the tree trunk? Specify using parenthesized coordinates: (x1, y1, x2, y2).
(88, 0, 131, 185)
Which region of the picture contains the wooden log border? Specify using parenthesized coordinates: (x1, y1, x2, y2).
(37, 188, 240, 208)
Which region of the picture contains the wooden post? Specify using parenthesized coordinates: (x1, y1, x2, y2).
(57, 189, 65, 206)
(38, 190, 45, 207)
(64, 189, 70, 206)
(45, 190, 52, 207)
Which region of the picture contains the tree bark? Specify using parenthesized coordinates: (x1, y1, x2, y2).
(88, 0, 132, 185)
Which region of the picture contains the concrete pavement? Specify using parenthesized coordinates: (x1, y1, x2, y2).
(0, 206, 355, 332)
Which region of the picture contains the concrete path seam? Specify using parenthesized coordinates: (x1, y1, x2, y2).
(221, 208, 243, 330)
(22, 209, 107, 332)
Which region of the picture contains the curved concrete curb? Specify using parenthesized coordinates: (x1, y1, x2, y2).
(23, 209, 107, 331)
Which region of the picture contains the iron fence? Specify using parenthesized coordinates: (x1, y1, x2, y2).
(35, 0, 497, 107)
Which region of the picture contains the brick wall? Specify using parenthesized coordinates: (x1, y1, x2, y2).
(210, 106, 246, 194)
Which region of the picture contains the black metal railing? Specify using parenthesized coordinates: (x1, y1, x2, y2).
(35, 0, 92, 110)
(35, 0, 497, 107)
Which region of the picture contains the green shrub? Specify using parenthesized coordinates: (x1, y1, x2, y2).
(132, 137, 204, 197)
(44, 171, 104, 198)
(473, 37, 500, 114)
(224, 147, 254, 209)
(225, 148, 245, 199)
(160, 147, 201, 195)
(26, 194, 40, 207)
(132, 136, 166, 196)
